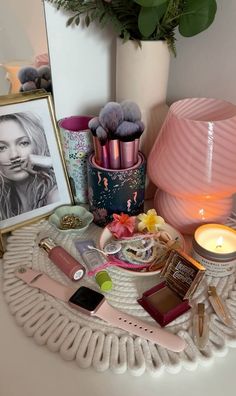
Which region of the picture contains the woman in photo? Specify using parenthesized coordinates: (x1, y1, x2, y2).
(0, 111, 59, 220)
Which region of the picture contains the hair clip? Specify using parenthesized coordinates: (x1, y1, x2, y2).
(192, 303, 209, 349)
(208, 286, 233, 327)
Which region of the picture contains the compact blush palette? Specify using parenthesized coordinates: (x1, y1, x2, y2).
(138, 250, 205, 326)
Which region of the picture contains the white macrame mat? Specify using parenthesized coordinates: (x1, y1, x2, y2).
(2, 217, 236, 377)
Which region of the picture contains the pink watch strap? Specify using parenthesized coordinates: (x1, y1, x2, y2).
(16, 268, 186, 352)
(16, 267, 75, 301)
(95, 300, 186, 352)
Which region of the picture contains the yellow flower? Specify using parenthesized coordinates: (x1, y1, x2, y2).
(137, 209, 165, 232)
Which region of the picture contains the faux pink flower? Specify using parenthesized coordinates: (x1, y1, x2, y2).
(107, 213, 136, 239)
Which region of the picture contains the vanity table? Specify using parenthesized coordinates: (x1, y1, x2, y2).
(1, 218, 236, 396)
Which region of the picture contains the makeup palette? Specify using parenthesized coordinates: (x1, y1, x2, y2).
(138, 250, 205, 325)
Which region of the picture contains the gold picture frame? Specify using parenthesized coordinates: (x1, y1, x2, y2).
(0, 90, 73, 253)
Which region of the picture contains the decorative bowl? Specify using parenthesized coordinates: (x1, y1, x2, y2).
(99, 223, 185, 277)
(49, 205, 94, 234)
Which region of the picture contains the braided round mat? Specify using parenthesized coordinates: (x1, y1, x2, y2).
(2, 220, 236, 376)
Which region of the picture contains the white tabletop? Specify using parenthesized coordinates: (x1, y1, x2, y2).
(1, 264, 236, 396)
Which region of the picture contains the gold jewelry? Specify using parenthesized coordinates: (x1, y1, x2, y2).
(60, 214, 83, 230)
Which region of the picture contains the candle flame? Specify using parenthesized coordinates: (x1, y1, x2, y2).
(216, 236, 224, 249)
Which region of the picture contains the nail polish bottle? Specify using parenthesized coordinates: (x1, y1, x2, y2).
(39, 237, 86, 281)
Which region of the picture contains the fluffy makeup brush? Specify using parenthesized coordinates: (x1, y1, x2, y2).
(99, 102, 124, 169)
(88, 117, 103, 166)
(96, 125, 109, 168)
(18, 67, 39, 84)
(121, 100, 142, 122)
(99, 102, 123, 132)
(115, 121, 140, 169)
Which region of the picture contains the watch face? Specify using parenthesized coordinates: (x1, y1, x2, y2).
(69, 286, 104, 312)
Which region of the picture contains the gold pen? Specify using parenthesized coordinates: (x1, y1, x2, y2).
(208, 286, 233, 327)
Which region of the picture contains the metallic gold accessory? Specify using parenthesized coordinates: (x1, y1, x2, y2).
(192, 303, 209, 350)
(208, 286, 233, 327)
(59, 214, 83, 230)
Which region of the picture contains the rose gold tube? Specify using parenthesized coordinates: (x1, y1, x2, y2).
(134, 138, 140, 165)
(108, 139, 120, 169)
(101, 142, 110, 169)
(92, 136, 103, 166)
(120, 141, 135, 169)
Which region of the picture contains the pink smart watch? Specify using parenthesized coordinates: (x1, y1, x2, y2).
(16, 267, 186, 353)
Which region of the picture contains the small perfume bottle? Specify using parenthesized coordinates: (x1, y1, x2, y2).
(192, 303, 209, 350)
(39, 237, 86, 281)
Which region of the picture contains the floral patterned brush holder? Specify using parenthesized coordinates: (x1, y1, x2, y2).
(87, 153, 146, 226)
(59, 116, 93, 204)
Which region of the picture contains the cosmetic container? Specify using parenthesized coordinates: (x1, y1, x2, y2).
(39, 237, 86, 281)
(74, 239, 112, 292)
(138, 250, 205, 326)
(87, 152, 146, 226)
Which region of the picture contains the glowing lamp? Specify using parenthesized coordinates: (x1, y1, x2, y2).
(148, 98, 236, 234)
(0, 60, 31, 93)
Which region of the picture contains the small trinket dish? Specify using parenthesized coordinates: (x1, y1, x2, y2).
(99, 223, 185, 277)
(49, 205, 94, 234)
(138, 250, 205, 325)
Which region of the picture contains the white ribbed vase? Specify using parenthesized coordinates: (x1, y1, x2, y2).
(116, 39, 170, 198)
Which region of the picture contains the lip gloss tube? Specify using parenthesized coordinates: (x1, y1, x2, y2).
(39, 237, 86, 281)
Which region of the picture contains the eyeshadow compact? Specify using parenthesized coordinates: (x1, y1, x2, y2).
(137, 249, 206, 327)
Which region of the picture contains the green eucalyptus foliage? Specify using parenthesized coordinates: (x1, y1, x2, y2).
(45, 0, 217, 55)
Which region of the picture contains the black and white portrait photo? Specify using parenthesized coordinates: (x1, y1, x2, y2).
(0, 91, 72, 231)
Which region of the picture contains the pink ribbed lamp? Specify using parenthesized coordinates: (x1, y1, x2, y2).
(148, 98, 236, 234)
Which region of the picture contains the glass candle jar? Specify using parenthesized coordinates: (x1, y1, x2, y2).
(192, 224, 236, 277)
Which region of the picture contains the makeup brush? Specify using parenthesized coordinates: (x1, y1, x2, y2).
(99, 102, 124, 169)
(121, 100, 144, 164)
(88, 117, 103, 166)
(107, 132, 121, 169)
(99, 102, 124, 132)
(120, 100, 142, 122)
(115, 121, 140, 169)
(133, 120, 145, 164)
(96, 125, 109, 169)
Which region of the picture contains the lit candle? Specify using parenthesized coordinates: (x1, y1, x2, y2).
(192, 224, 236, 277)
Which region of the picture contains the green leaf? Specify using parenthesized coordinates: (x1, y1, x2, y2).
(179, 0, 217, 37)
(66, 16, 75, 27)
(138, 7, 159, 38)
(85, 14, 90, 27)
(75, 15, 80, 26)
(134, 0, 167, 7)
